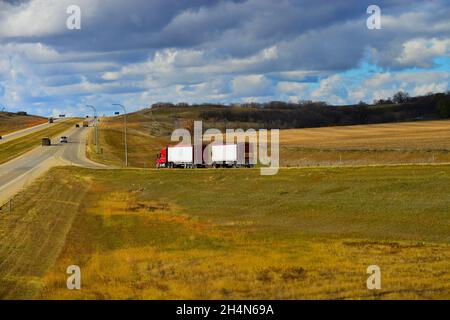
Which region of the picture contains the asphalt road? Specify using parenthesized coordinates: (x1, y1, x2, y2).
(0, 123, 105, 204)
(0, 118, 64, 144)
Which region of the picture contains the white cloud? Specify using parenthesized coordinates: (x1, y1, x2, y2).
(0, 42, 60, 62)
(231, 74, 272, 97)
(102, 72, 120, 81)
(277, 81, 309, 94)
(275, 70, 450, 105)
(0, 0, 449, 115)
(396, 38, 450, 67)
(0, 0, 99, 38)
(362, 71, 450, 102)
(310, 75, 347, 103)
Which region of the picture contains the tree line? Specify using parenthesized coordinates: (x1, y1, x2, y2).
(151, 91, 450, 129)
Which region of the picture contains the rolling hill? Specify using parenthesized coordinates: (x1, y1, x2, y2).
(87, 110, 450, 168)
(0, 111, 47, 136)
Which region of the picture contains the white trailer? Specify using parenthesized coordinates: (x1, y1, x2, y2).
(211, 143, 254, 167)
(167, 145, 194, 168)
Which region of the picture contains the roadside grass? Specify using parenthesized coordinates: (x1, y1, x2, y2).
(0, 112, 47, 136)
(0, 119, 80, 165)
(88, 115, 450, 168)
(0, 170, 91, 299)
(87, 117, 168, 168)
(1, 165, 447, 299)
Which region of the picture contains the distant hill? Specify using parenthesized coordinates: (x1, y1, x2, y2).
(89, 91, 450, 168)
(0, 111, 47, 136)
(135, 91, 450, 135)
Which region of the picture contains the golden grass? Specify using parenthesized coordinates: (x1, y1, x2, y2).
(280, 120, 450, 150)
(0, 165, 443, 300)
(278, 120, 450, 167)
(86, 117, 167, 168)
(0, 112, 47, 136)
(0, 171, 91, 299)
(40, 240, 450, 300)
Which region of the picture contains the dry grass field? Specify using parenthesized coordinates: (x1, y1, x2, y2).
(0, 112, 47, 136)
(2, 110, 449, 300)
(279, 120, 450, 166)
(280, 120, 450, 150)
(0, 166, 449, 299)
(87, 117, 167, 168)
(88, 115, 450, 168)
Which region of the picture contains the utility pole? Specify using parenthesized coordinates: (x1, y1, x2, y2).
(86, 105, 99, 154)
(112, 104, 128, 167)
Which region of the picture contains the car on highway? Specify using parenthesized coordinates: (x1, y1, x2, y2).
(60, 136, 68, 143)
(42, 138, 51, 146)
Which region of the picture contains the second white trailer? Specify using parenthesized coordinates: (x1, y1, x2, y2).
(212, 144, 237, 165)
(211, 143, 254, 167)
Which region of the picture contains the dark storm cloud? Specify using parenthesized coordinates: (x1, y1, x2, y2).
(3, 0, 448, 69)
(0, 0, 448, 115)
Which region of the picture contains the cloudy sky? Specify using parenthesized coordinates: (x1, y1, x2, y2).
(0, 0, 449, 116)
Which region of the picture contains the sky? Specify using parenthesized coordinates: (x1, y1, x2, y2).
(0, 0, 449, 117)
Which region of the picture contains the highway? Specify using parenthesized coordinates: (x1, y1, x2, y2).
(0, 118, 64, 144)
(0, 122, 105, 204)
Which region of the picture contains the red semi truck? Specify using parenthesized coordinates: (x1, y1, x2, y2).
(156, 145, 197, 168)
(156, 143, 254, 168)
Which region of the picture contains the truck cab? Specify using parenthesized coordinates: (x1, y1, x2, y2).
(155, 145, 198, 168)
(156, 148, 167, 168)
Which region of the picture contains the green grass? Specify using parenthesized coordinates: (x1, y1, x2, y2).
(0, 165, 448, 299)
(0, 119, 80, 164)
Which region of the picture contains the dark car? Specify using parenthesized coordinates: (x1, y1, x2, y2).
(42, 138, 51, 146)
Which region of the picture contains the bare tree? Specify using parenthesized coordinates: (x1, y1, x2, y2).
(393, 91, 410, 104)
